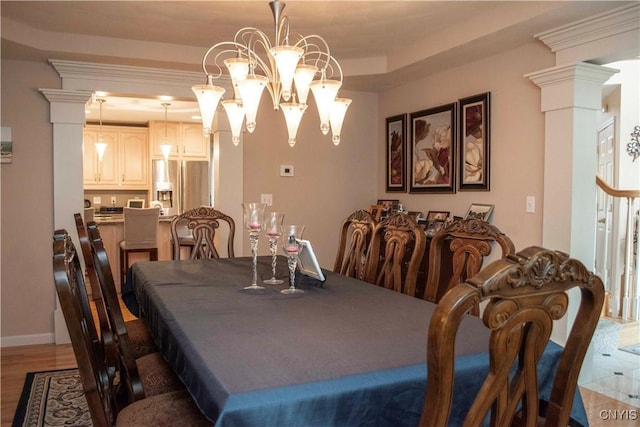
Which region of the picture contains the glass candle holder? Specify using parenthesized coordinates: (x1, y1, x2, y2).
(280, 224, 305, 294)
(263, 211, 285, 285)
(242, 202, 266, 290)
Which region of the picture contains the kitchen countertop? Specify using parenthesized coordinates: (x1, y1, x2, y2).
(94, 215, 176, 224)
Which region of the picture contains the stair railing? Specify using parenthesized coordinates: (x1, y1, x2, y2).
(596, 174, 640, 320)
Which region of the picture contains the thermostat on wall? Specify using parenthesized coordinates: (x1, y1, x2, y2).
(280, 165, 294, 177)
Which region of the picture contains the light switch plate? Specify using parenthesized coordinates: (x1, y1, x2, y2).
(93, 196, 101, 204)
(526, 196, 535, 213)
(280, 165, 294, 177)
(261, 194, 273, 206)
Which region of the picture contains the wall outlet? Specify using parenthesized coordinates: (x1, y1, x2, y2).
(93, 196, 101, 204)
(111, 196, 117, 205)
(261, 194, 273, 206)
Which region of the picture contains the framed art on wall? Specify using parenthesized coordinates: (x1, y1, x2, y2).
(409, 103, 456, 193)
(459, 92, 490, 191)
(385, 114, 406, 192)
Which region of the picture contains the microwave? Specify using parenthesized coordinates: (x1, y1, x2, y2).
(126, 199, 145, 209)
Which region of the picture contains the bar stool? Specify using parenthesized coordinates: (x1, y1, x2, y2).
(119, 207, 160, 287)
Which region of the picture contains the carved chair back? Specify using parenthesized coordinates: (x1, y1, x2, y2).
(170, 206, 236, 260)
(364, 213, 426, 297)
(87, 222, 145, 402)
(424, 218, 515, 308)
(334, 209, 377, 280)
(419, 246, 604, 427)
(52, 229, 117, 427)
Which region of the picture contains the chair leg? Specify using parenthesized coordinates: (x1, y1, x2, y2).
(120, 248, 127, 289)
(150, 248, 158, 262)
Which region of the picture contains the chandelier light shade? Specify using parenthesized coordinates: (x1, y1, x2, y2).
(192, 0, 350, 147)
(192, 76, 225, 137)
(221, 99, 245, 146)
(329, 98, 352, 145)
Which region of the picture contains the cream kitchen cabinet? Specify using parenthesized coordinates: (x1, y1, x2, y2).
(149, 121, 210, 160)
(83, 125, 149, 190)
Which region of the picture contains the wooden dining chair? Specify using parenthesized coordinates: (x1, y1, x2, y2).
(333, 209, 377, 280)
(52, 229, 212, 427)
(74, 213, 156, 360)
(364, 213, 426, 297)
(170, 206, 236, 260)
(87, 222, 185, 403)
(423, 218, 515, 311)
(119, 207, 160, 287)
(419, 246, 604, 427)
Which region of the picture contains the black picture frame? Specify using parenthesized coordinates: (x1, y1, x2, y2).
(385, 114, 406, 192)
(409, 103, 456, 193)
(458, 92, 491, 191)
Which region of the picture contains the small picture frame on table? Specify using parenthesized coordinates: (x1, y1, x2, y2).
(425, 220, 446, 237)
(464, 203, 494, 222)
(386, 114, 406, 192)
(369, 205, 383, 222)
(426, 211, 450, 222)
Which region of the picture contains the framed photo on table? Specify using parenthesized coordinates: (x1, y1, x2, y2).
(464, 203, 494, 222)
(426, 211, 450, 222)
(386, 114, 406, 192)
(458, 92, 490, 191)
(409, 104, 456, 193)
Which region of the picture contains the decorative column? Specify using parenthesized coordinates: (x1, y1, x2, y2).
(526, 62, 617, 347)
(40, 88, 92, 344)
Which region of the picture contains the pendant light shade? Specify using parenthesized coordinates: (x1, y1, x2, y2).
(224, 57, 250, 98)
(160, 103, 173, 160)
(96, 98, 108, 161)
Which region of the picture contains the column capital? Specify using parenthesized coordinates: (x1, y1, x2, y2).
(525, 62, 618, 112)
(39, 89, 93, 124)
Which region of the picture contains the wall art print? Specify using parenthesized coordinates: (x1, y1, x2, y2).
(385, 114, 406, 192)
(409, 104, 456, 193)
(459, 92, 490, 191)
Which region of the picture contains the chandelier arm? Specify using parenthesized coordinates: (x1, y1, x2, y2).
(201, 42, 250, 79)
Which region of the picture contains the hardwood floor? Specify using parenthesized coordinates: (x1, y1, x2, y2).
(2, 307, 637, 426)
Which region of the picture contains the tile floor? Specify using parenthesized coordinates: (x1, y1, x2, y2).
(581, 320, 640, 408)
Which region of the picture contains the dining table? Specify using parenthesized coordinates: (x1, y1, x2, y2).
(125, 256, 588, 427)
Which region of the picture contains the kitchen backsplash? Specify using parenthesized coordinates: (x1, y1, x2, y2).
(84, 190, 148, 209)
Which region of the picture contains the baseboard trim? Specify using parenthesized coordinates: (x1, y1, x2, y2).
(1, 333, 55, 348)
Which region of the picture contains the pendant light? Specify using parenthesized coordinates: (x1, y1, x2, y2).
(95, 99, 107, 162)
(160, 103, 173, 161)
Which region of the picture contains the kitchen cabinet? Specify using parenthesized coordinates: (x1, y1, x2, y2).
(149, 121, 210, 160)
(83, 125, 149, 189)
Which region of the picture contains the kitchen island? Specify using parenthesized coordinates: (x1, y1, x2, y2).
(92, 215, 176, 291)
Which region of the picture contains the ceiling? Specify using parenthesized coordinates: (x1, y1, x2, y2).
(2, 1, 634, 123)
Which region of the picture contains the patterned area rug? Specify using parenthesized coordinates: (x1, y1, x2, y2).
(12, 369, 91, 427)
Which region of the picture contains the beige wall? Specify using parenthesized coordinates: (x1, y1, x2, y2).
(1, 59, 60, 342)
(379, 41, 556, 251)
(243, 89, 378, 265)
(0, 41, 595, 343)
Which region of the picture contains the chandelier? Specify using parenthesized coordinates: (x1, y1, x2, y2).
(192, 0, 351, 147)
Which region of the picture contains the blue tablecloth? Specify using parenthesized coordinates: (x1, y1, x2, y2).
(128, 256, 587, 426)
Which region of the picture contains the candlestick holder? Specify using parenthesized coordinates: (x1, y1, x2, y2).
(263, 211, 285, 285)
(242, 202, 266, 290)
(281, 224, 305, 294)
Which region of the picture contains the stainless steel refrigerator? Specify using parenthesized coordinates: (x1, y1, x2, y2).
(152, 159, 210, 216)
